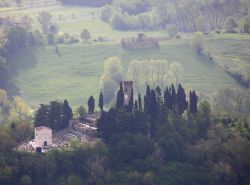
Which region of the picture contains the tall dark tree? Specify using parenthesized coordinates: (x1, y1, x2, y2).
(62, 100, 73, 128)
(99, 92, 104, 112)
(34, 104, 50, 127)
(189, 91, 198, 114)
(49, 101, 63, 131)
(144, 85, 151, 113)
(146, 85, 151, 98)
(171, 83, 176, 106)
(134, 100, 138, 110)
(88, 96, 95, 114)
(177, 84, 188, 114)
(138, 93, 142, 111)
(149, 89, 158, 118)
(164, 87, 172, 111)
(128, 87, 134, 112)
(156, 86, 162, 97)
(116, 82, 124, 110)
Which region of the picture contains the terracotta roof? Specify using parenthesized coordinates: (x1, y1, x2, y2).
(35, 126, 52, 131)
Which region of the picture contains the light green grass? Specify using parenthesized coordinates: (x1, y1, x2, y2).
(206, 33, 250, 77)
(3, 5, 248, 109)
(9, 39, 240, 109)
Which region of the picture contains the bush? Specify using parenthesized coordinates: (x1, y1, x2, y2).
(110, 13, 129, 30)
(68, 36, 79, 43)
(215, 29, 221, 34)
(166, 24, 177, 39)
(101, 5, 113, 22)
(80, 29, 91, 41)
(191, 32, 205, 54)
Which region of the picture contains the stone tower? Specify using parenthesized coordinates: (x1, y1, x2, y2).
(123, 81, 133, 106)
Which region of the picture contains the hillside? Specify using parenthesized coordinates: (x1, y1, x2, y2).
(9, 39, 240, 108)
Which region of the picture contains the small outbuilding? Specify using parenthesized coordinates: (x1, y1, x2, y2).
(34, 126, 52, 147)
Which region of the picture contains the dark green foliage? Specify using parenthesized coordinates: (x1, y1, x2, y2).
(134, 100, 138, 110)
(160, 138, 180, 161)
(34, 104, 50, 127)
(177, 84, 188, 114)
(0, 58, 8, 89)
(149, 89, 158, 118)
(49, 101, 64, 130)
(2, 83, 250, 185)
(127, 87, 134, 112)
(99, 92, 104, 111)
(62, 100, 73, 128)
(4, 26, 28, 57)
(144, 85, 151, 113)
(116, 82, 124, 110)
(189, 91, 198, 114)
(88, 96, 95, 113)
(138, 93, 142, 111)
(34, 100, 72, 131)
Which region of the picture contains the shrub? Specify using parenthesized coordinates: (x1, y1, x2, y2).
(80, 29, 91, 41)
(110, 13, 129, 30)
(215, 29, 221, 34)
(101, 5, 113, 22)
(166, 24, 177, 39)
(191, 32, 205, 54)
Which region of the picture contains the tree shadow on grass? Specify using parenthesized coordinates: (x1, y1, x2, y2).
(7, 46, 38, 96)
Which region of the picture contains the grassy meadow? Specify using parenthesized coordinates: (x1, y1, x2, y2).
(9, 39, 240, 109)
(2, 3, 248, 109)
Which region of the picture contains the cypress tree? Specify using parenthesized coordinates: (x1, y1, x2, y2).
(116, 82, 124, 110)
(156, 86, 162, 97)
(171, 83, 176, 106)
(62, 99, 73, 128)
(34, 104, 50, 127)
(128, 87, 134, 112)
(88, 96, 95, 114)
(138, 93, 142, 111)
(144, 95, 148, 113)
(146, 85, 151, 98)
(49, 101, 63, 131)
(149, 89, 158, 117)
(164, 87, 173, 111)
(135, 100, 138, 110)
(144, 85, 151, 113)
(189, 91, 198, 114)
(120, 82, 124, 107)
(177, 84, 188, 114)
(99, 92, 104, 112)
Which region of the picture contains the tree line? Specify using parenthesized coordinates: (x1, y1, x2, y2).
(99, 0, 250, 33)
(0, 84, 249, 185)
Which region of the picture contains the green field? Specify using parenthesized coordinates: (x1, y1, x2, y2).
(2, 4, 248, 109)
(206, 34, 250, 78)
(9, 39, 241, 109)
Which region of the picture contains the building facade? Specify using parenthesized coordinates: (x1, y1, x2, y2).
(34, 126, 52, 147)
